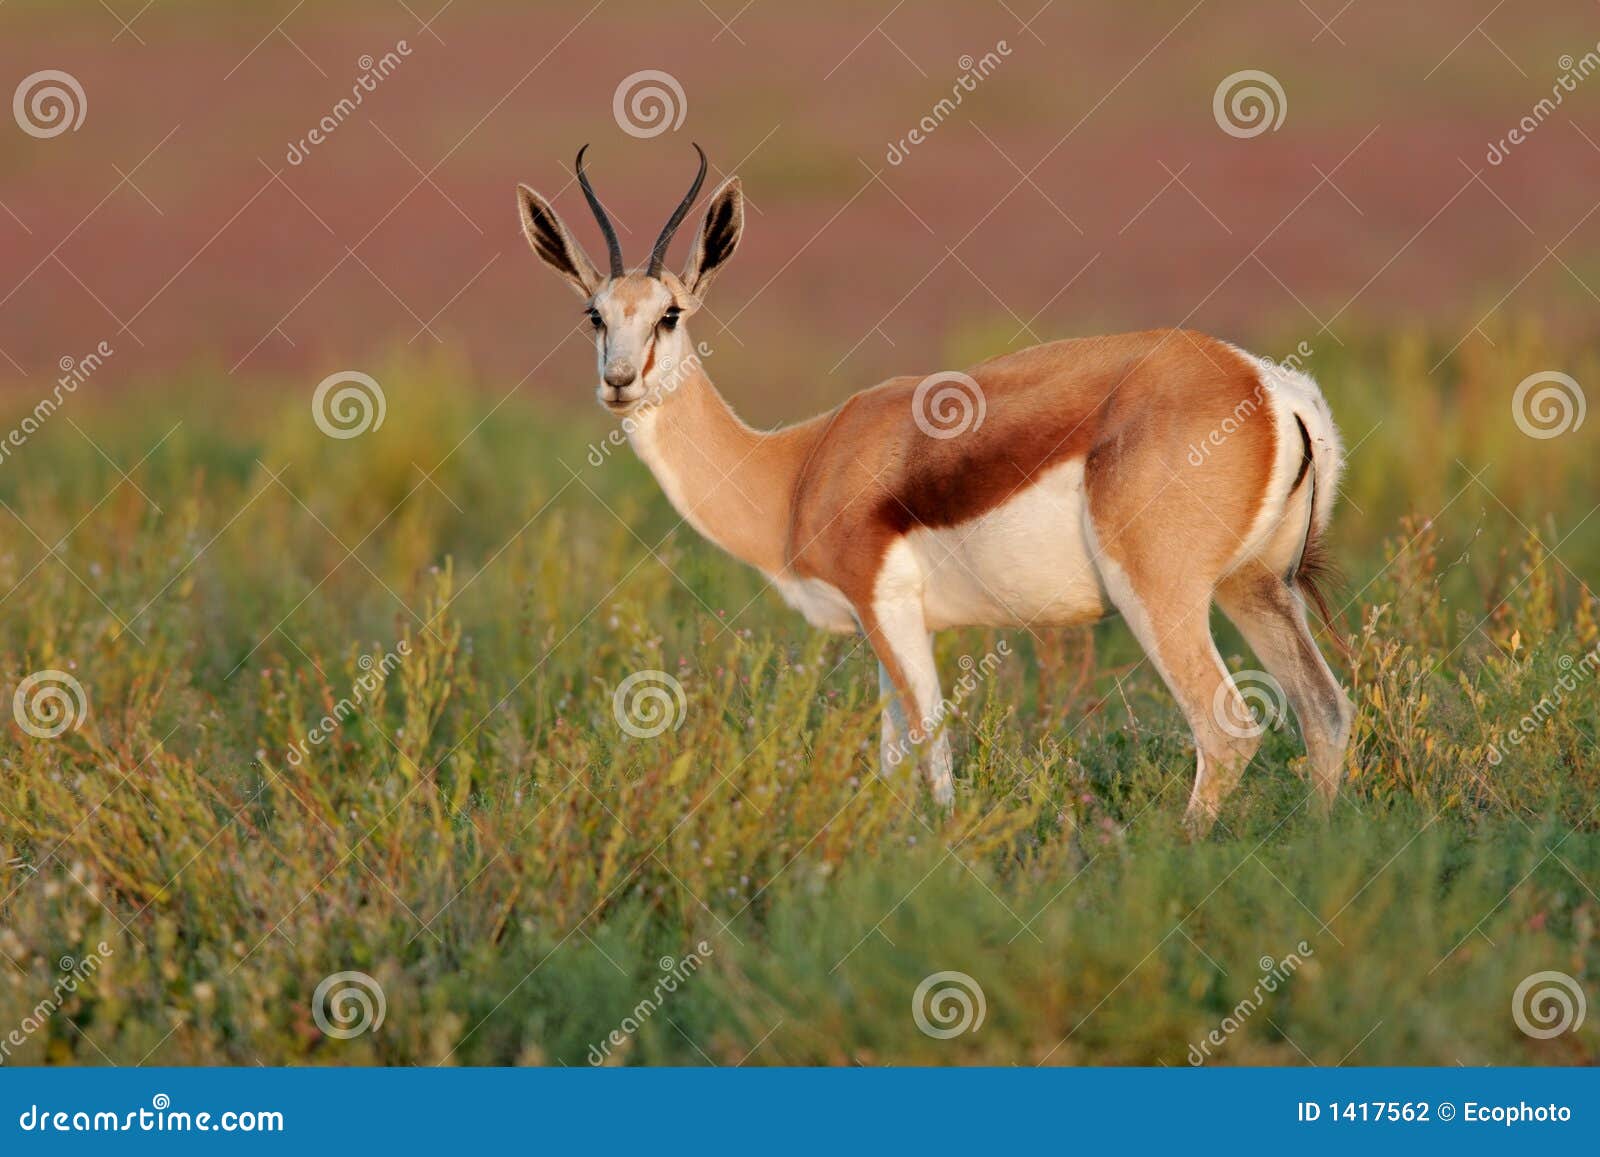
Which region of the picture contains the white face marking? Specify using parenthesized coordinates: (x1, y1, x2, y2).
(588, 276, 689, 412)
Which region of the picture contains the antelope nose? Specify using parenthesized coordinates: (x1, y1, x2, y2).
(603, 362, 637, 389)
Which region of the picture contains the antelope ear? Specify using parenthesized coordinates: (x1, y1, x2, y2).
(517, 184, 602, 298)
(681, 176, 744, 298)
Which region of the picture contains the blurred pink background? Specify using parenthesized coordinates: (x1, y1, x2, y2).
(3, 0, 1598, 421)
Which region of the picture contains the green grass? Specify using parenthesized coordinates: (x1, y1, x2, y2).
(0, 324, 1596, 1065)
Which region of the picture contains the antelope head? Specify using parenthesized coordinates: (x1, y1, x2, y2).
(517, 144, 745, 413)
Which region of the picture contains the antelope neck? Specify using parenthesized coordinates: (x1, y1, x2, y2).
(624, 364, 821, 577)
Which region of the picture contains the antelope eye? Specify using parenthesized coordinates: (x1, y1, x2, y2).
(660, 307, 681, 331)
(585, 307, 604, 329)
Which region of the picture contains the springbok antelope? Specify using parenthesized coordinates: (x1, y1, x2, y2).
(517, 145, 1354, 832)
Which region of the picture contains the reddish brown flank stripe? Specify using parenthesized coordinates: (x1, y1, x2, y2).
(518, 158, 1353, 827)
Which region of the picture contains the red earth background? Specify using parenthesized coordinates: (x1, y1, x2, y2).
(2, 0, 1599, 426)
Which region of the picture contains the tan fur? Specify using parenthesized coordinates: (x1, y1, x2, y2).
(516, 155, 1352, 830)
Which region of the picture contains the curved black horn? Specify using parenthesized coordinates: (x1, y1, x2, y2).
(576, 144, 624, 278)
(647, 142, 708, 277)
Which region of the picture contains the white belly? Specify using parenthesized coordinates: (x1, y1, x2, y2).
(771, 573, 859, 632)
(907, 458, 1107, 630)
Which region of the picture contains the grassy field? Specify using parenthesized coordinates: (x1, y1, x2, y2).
(0, 320, 1596, 1066)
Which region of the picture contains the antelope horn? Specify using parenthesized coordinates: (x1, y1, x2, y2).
(647, 142, 708, 278)
(576, 144, 624, 278)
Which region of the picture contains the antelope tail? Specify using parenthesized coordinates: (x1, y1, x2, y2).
(1291, 414, 1352, 666)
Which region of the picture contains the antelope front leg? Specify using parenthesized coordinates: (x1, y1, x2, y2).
(867, 598, 953, 806)
(878, 659, 912, 772)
